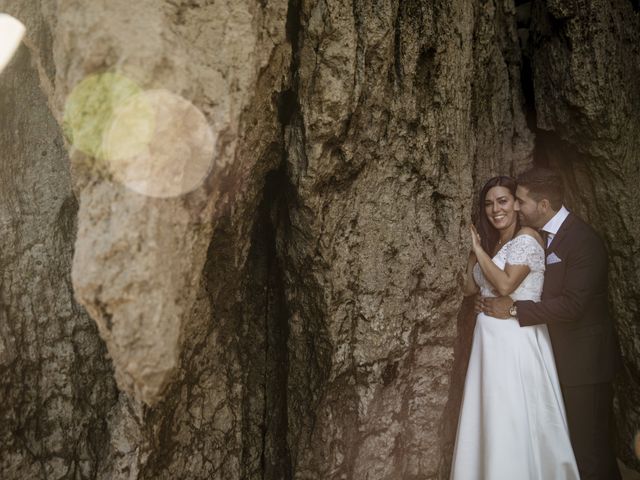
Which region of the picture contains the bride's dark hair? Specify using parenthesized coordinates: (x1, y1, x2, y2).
(475, 175, 520, 254)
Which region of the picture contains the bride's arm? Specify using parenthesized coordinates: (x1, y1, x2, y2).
(461, 251, 480, 296)
(471, 226, 530, 296)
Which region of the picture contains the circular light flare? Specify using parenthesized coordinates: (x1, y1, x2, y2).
(0, 14, 26, 74)
(63, 72, 216, 198)
(103, 89, 216, 198)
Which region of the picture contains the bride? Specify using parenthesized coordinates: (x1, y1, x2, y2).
(450, 176, 579, 480)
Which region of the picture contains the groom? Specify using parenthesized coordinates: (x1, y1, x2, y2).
(481, 167, 621, 480)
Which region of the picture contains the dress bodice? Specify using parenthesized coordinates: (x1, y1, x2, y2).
(473, 234, 545, 301)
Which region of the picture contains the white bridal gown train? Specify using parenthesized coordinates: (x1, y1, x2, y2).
(450, 234, 579, 480)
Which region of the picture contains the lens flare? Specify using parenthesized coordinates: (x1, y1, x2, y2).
(64, 72, 215, 197)
(103, 89, 215, 198)
(63, 72, 143, 159)
(0, 14, 26, 74)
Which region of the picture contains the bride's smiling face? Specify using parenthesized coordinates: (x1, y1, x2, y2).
(484, 186, 519, 230)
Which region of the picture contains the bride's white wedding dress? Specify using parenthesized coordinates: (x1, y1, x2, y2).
(450, 234, 579, 480)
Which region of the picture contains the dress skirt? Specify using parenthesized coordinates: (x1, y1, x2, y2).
(450, 313, 579, 480)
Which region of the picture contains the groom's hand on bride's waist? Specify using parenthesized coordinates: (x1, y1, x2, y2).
(474, 296, 484, 315)
(479, 296, 513, 319)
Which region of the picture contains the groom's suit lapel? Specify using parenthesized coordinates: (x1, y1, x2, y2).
(547, 212, 575, 253)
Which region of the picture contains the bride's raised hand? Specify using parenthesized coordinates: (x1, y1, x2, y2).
(470, 224, 483, 254)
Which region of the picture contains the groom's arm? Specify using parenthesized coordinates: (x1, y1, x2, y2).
(515, 232, 607, 327)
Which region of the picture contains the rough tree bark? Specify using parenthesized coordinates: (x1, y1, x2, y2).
(0, 32, 118, 480)
(0, 0, 637, 479)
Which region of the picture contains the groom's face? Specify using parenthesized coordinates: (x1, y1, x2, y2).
(515, 186, 545, 228)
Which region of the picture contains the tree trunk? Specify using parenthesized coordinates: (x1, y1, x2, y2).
(0, 0, 637, 478)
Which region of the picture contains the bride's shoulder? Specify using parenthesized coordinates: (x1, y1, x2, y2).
(515, 227, 543, 246)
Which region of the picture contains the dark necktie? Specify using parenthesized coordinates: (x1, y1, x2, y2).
(540, 230, 549, 250)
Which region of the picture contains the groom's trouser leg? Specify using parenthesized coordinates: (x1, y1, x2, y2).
(561, 382, 621, 480)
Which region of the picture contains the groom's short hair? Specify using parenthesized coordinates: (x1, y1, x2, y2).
(517, 167, 564, 211)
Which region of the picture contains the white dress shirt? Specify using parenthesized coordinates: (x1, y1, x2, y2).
(541, 205, 570, 247)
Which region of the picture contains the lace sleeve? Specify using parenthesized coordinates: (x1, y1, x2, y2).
(506, 234, 545, 270)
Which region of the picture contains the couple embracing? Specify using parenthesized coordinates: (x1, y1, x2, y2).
(451, 168, 621, 480)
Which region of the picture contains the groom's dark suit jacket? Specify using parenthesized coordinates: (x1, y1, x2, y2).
(515, 213, 620, 386)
